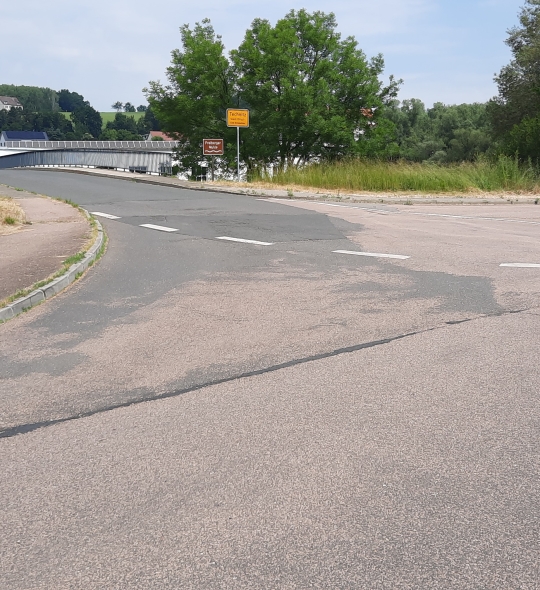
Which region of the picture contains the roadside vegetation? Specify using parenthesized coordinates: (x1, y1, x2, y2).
(254, 156, 540, 194)
(0, 86, 157, 141)
(0, 197, 26, 232)
(142, 1, 540, 193)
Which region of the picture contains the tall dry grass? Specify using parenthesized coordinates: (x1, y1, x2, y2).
(0, 196, 26, 232)
(256, 156, 540, 193)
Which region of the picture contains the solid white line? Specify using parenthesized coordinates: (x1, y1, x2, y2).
(91, 211, 121, 219)
(216, 236, 274, 246)
(409, 212, 540, 225)
(500, 263, 540, 268)
(140, 223, 178, 233)
(333, 250, 410, 260)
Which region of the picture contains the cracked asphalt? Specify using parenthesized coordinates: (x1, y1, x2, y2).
(1, 169, 539, 589)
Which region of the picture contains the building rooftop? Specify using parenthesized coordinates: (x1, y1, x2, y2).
(0, 96, 23, 107)
(1, 131, 49, 141)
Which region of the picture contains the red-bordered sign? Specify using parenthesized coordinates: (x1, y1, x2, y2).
(203, 139, 224, 155)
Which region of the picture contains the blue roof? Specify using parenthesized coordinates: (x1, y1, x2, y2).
(2, 131, 49, 140)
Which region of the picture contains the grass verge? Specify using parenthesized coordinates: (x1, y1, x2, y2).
(254, 156, 540, 194)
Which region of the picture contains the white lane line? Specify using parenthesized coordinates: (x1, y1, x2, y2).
(333, 250, 410, 260)
(140, 223, 178, 233)
(410, 212, 540, 225)
(500, 263, 540, 268)
(91, 211, 121, 219)
(216, 236, 274, 246)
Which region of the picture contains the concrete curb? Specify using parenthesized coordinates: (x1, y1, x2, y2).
(39, 167, 540, 205)
(0, 212, 104, 323)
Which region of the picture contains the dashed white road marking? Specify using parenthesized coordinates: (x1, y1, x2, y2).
(91, 212, 121, 219)
(500, 263, 540, 268)
(140, 223, 178, 233)
(216, 236, 274, 246)
(333, 250, 410, 260)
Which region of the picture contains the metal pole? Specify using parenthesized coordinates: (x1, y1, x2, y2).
(237, 126, 240, 182)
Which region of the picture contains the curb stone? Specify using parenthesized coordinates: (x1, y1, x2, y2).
(0, 212, 104, 323)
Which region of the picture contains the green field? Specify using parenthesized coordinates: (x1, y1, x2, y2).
(59, 111, 144, 129)
(255, 156, 540, 194)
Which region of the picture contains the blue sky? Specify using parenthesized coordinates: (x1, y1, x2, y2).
(2, 0, 524, 110)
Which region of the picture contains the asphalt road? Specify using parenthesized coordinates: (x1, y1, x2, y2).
(1, 169, 539, 589)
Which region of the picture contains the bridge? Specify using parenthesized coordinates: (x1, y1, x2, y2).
(0, 140, 180, 175)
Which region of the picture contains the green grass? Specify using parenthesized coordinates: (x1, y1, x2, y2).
(3, 216, 16, 225)
(255, 156, 540, 194)
(62, 252, 86, 267)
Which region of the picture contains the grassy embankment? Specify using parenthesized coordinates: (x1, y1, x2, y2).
(59, 112, 144, 129)
(254, 156, 540, 194)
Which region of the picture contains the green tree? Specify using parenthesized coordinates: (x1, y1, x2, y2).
(112, 101, 124, 112)
(71, 105, 102, 138)
(124, 102, 136, 112)
(145, 12, 400, 176)
(385, 100, 492, 162)
(231, 10, 400, 171)
(145, 18, 236, 176)
(489, 0, 540, 138)
(58, 90, 87, 112)
(103, 112, 141, 138)
(137, 104, 148, 112)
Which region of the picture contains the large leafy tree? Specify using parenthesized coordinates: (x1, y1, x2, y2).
(145, 11, 400, 176)
(145, 19, 237, 176)
(70, 104, 102, 139)
(489, 0, 540, 141)
(231, 10, 400, 171)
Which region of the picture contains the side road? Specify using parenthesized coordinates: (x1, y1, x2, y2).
(0, 185, 103, 322)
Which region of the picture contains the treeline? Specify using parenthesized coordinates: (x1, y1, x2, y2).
(0, 107, 160, 141)
(146, 1, 540, 177)
(384, 100, 491, 163)
(0, 84, 160, 140)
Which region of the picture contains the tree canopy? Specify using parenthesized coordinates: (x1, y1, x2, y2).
(58, 90, 87, 113)
(489, 0, 540, 158)
(145, 10, 400, 176)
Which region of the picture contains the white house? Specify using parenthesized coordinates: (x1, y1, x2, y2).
(0, 96, 23, 111)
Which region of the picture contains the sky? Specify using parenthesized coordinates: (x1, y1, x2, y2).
(2, 0, 525, 111)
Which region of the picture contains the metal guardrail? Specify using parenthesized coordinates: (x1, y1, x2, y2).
(0, 148, 173, 174)
(0, 140, 179, 150)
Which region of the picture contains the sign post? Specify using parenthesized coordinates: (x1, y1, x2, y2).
(226, 109, 249, 182)
(203, 139, 224, 181)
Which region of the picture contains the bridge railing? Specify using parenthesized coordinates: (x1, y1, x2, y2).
(1, 140, 180, 150)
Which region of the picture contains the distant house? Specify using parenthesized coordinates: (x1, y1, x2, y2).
(146, 131, 175, 141)
(0, 96, 23, 111)
(0, 131, 49, 146)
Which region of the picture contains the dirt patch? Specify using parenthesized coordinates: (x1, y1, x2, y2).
(0, 186, 92, 302)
